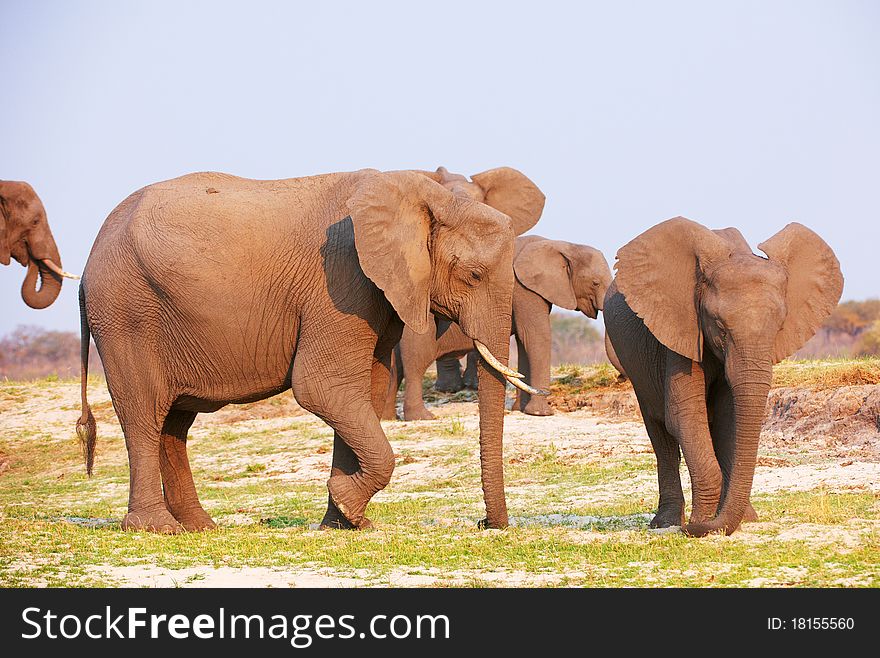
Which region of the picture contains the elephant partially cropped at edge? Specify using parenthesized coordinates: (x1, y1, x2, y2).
(77, 166, 545, 533)
(604, 217, 842, 536)
(1, 180, 77, 308)
(385, 234, 612, 420)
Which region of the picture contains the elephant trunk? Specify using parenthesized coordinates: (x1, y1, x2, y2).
(21, 238, 63, 309)
(475, 329, 512, 529)
(685, 348, 771, 537)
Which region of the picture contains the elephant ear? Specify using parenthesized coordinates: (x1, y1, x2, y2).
(471, 167, 545, 236)
(614, 217, 732, 362)
(713, 227, 753, 255)
(398, 169, 444, 184)
(349, 171, 452, 335)
(758, 222, 843, 363)
(514, 239, 578, 310)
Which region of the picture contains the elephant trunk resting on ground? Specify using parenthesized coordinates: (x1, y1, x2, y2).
(77, 166, 546, 532)
(604, 217, 842, 536)
(385, 234, 612, 419)
(1, 180, 78, 309)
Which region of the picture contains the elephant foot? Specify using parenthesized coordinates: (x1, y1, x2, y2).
(326, 475, 371, 529)
(650, 506, 685, 529)
(742, 503, 759, 523)
(380, 411, 398, 421)
(434, 380, 464, 393)
(169, 505, 217, 532)
(403, 406, 436, 421)
(523, 399, 554, 416)
(319, 508, 374, 531)
(477, 516, 509, 530)
(122, 509, 185, 534)
(462, 377, 478, 390)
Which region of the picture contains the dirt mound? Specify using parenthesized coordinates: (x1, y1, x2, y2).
(763, 385, 880, 457)
(549, 388, 640, 419)
(551, 384, 880, 459)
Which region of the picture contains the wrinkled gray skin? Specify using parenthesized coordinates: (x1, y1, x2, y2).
(78, 167, 545, 533)
(0, 181, 66, 309)
(384, 235, 612, 420)
(604, 218, 843, 536)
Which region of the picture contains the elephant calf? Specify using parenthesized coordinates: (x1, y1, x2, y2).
(385, 234, 612, 420)
(1, 180, 77, 308)
(604, 217, 842, 536)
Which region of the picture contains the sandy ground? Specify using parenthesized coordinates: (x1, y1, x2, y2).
(2, 379, 878, 587)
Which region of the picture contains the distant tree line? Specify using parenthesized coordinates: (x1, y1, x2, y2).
(2, 301, 878, 380)
(0, 325, 102, 380)
(795, 299, 880, 358)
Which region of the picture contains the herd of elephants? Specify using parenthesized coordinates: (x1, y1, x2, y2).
(0, 166, 843, 537)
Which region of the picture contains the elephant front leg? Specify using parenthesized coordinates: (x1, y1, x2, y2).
(319, 433, 364, 529)
(296, 337, 397, 530)
(159, 409, 216, 532)
(380, 348, 402, 421)
(401, 354, 436, 421)
(434, 355, 465, 392)
(462, 350, 479, 389)
(322, 409, 395, 529)
(664, 354, 723, 525)
(514, 311, 553, 416)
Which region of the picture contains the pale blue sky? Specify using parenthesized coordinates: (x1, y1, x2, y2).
(1, 0, 878, 333)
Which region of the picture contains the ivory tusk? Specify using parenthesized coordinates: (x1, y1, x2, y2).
(505, 374, 550, 397)
(474, 340, 524, 378)
(41, 259, 81, 280)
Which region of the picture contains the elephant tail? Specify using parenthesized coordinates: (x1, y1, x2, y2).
(75, 283, 97, 477)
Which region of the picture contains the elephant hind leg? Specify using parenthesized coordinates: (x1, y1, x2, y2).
(643, 416, 686, 528)
(159, 409, 216, 532)
(105, 378, 183, 534)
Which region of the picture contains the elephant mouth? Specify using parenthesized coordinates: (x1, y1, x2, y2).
(474, 340, 549, 396)
(578, 299, 600, 319)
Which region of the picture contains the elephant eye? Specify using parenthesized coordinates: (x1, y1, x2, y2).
(470, 270, 483, 283)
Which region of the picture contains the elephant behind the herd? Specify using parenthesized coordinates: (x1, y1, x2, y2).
(386, 234, 612, 420)
(75, 167, 546, 533)
(605, 218, 843, 536)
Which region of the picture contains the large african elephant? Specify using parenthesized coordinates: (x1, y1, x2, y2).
(604, 217, 842, 536)
(76, 167, 545, 533)
(385, 235, 612, 420)
(1, 180, 77, 308)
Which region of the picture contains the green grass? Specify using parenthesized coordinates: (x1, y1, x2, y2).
(0, 367, 878, 587)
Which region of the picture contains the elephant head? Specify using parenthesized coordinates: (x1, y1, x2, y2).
(614, 217, 843, 535)
(0, 180, 76, 309)
(512, 235, 612, 318)
(348, 170, 545, 526)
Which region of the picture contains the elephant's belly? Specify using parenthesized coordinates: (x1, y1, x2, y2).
(172, 384, 291, 413)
